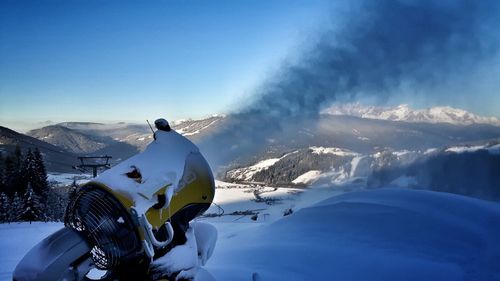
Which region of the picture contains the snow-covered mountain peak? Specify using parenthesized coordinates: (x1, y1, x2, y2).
(323, 103, 500, 126)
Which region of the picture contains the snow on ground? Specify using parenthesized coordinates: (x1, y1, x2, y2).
(323, 103, 500, 126)
(391, 175, 419, 187)
(0, 180, 341, 280)
(181, 119, 220, 137)
(292, 170, 322, 185)
(0, 222, 62, 281)
(204, 180, 319, 223)
(491, 144, 500, 155)
(445, 143, 500, 154)
(47, 173, 92, 186)
(2, 187, 500, 281)
(206, 188, 500, 281)
(393, 149, 411, 157)
(446, 145, 489, 153)
(175, 117, 222, 137)
(225, 158, 282, 181)
(225, 152, 301, 182)
(309, 146, 359, 157)
(424, 148, 438, 154)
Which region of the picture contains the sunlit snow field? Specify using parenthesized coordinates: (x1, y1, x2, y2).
(2, 184, 500, 281)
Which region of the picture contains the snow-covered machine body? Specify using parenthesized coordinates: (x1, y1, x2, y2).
(13, 119, 216, 281)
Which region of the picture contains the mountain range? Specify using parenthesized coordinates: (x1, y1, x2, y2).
(323, 103, 500, 126)
(1, 104, 500, 201)
(224, 139, 500, 198)
(0, 116, 225, 173)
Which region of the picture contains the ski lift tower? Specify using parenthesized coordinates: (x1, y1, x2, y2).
(74, 155, 112, 178)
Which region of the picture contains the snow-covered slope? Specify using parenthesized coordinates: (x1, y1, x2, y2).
(207, 188, 500, 281)
(57, 116, 223, 144)
(225, 147, 419, 186)
(2, 188, 500, 281)
(225, 151, 298, 182)
(445, 143, 500, 154)
(323, 103, 500, 126)
(0, 222, 63, 281)
(174, 116, 224, 137)
(309, 146, 359, 157)
(224, 139, 500, 201)
(16, 116, 225, 171)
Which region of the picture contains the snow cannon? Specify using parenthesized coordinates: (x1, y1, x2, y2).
(13, 119, 216, 281)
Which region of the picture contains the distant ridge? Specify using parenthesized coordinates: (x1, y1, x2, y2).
(27, 125, 109, 154)
(23, 116, 224, 165)
(323, 103, 500, 126)
(0, 126, 77, 172)
(58, 122, 106, 126)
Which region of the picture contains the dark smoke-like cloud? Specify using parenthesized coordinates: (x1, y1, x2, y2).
(199, 0, 500, 168)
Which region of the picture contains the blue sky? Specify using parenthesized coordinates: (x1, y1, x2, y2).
(1, 0, 499, 132)
(0, 0, 329, 131)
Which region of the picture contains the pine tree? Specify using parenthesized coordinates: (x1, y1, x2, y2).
(12, 145, 25, 192)
(68, 179, 78, 202)
(20, 183, 46, 223)
(0, 153, 5, 194)
(0, 158, 8, 199)
(14, 145, 22, 169)
(46, 188, 66, 221)
(32, 148, 49, 204)
(10, 192, 24, 222)
(15, 145, 25, 188)
(4, 156, 15, 195)
(4, 153, 24, 196)
(21, 149, 35, 194)
(20, 149, 49, 214)
(2, 146, 30, 196)
(0, 192, 10, 223)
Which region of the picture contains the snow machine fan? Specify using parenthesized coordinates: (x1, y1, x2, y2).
(64, 184, 149, 279)
(13, 118, 216, 281)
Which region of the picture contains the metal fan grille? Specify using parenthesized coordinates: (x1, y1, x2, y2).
(65, 186, 143, 270)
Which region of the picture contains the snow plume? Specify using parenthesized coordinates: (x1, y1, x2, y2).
(200, 0, 500, 168)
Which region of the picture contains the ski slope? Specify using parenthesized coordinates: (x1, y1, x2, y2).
(0, 222, 62, 281)
(1, 188, 500, 281)
(206, 188, 500, 281)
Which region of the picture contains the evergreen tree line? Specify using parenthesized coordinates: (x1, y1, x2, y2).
(0, 145, 74, 223)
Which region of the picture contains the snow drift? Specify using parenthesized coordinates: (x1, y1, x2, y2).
(2, 188, 500, 281)
(208, 188, 500, 281)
